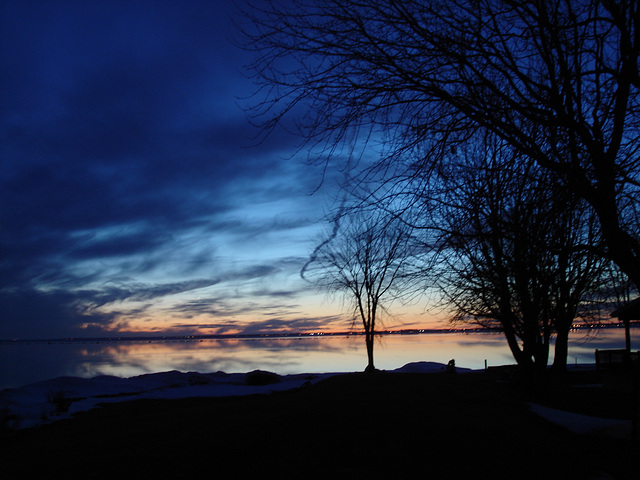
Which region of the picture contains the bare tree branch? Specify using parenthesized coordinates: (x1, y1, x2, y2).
(238, 0, 640, 285)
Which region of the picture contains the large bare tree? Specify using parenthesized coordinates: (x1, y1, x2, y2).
(239, 0, 640, 287)
(432, 137, 613, 377)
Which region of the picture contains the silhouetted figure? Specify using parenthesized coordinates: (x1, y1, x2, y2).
(446, 359, 456, 374)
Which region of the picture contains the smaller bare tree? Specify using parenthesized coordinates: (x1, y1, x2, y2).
(306, 210, 420, 372)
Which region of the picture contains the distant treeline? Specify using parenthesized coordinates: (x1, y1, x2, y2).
(1, 323, 635, 345)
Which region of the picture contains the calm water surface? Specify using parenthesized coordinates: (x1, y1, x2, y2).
(1, 327, 637, 390)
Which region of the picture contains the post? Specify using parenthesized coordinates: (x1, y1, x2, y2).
(624, 318, 631, 354)
(633, 358, 639, 440)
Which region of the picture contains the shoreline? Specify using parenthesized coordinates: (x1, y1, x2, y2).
(0, 361, 464, 431)
(1, 362, 635, 431)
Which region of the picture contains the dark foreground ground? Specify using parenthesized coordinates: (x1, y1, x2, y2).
(1, 367, 639, 479)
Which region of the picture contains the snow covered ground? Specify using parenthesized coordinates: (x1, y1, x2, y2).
(0, 361, 455, 430)
(1, 361, 631, 438)
(527, 403, 632, 439)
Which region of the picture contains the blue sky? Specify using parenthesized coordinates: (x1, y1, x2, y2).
(0, 1, 434, 339)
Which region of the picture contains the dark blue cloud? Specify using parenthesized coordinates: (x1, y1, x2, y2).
(0, 287, 117, 339)
(0, 1, 341, 338)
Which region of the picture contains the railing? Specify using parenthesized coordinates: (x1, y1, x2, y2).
(595, 349, 640, 369)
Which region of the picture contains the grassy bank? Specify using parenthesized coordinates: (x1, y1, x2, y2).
(1, 368, 638, 478)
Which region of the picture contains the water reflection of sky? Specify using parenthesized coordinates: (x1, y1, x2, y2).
(1, 328, 637, 389)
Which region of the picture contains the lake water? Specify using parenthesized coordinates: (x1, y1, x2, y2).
(1, 327, 637, 390)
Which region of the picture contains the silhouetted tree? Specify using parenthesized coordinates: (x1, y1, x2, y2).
(433, 138, 612, 377)
(306, 211, 420, 372)
(239, 0, 640, 288)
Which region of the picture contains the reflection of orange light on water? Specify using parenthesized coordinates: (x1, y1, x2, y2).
(5, 328, 635, 389)
(69, 332, 516, 380)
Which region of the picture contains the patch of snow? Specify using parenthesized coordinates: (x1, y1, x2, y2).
(0, 369, 336, 431)
(393, 361, 471, 373)
(1, 362, 472, 431)
(528, 403, 632, 438)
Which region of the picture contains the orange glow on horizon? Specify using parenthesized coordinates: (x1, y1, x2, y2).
(76, 294, 448, 338)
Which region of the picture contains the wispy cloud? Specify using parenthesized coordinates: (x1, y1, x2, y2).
(0, 1, 350, 339)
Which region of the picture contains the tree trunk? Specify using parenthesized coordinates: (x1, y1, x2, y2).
(589, 189, 640, 290)
(552, 324, 570, 373)
(364, 332, 375, 373)
(501, 317, 528, 367)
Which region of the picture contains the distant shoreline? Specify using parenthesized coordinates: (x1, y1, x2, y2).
(1, 323, 634, 344)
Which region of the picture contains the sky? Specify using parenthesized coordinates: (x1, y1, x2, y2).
(0, 0, 436, 340)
